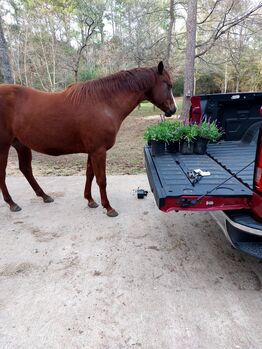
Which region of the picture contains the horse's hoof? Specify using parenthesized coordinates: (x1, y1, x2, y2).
(107, 209, 119, 217)
(88, 201, 99, 208)
(10, 204, 22, 212)
(43, 195, 54, 203)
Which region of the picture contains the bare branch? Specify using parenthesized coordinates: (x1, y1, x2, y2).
(197, 0, 222, 25)
(196, 1, 262, 58)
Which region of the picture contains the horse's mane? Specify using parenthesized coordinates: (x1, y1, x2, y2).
(65, 67, 158, 104)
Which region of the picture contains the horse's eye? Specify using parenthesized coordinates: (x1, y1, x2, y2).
(164, 81, 172, 90)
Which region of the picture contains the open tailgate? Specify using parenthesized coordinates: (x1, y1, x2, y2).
(144, 144, 253, 212)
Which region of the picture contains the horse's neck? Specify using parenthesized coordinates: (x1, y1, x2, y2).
(112, 90, 145, 124)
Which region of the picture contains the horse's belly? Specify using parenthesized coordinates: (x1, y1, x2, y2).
(16, 132, 84, 156)
(39, 147, 73, 156)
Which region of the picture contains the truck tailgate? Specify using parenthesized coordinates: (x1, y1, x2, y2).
(144, 143, 254, 212)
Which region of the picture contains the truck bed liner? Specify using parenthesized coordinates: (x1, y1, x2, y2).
(207, 141, 256, 188)
(144, 142, 254, 210)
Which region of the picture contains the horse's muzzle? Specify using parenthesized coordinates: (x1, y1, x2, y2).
(165, 106, 177, 117)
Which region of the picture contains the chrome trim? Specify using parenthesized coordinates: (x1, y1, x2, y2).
(210, 211, 262, 247)
(210, 211, 235, 246)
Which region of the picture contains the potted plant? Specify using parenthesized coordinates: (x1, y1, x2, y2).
(165, 120, 183, 153)
(180, 124, 197, 154)
(144, 122, 168, 156)
(194, 121, 223, 154)
(193, 121, 209, 154)
(209, 121, 224, 143)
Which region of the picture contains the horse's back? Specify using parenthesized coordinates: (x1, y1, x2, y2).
(0, 84, 22, 108)
(0, 84, 65, 125)
(0, 84, 31, 119)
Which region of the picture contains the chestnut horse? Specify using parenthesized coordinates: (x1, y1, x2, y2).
(0, 61, 176, 217)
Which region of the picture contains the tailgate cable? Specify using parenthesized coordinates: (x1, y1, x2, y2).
(177, 159, 255, 207)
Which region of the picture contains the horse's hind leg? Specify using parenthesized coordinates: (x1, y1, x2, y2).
(84, 155, 98, 208)
(12, 140, 54, 204)
(0, 145, 21, 211)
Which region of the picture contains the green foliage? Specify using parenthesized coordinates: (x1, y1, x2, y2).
(143, 121, 224, 145)
(198, 121, 223, 142)
(180, 124, 197, 144)
(144, 122, 169, 142)
(144, 120, 182, 143)
(209, 121, 224, 142)
(143, 120, 223, 145)
(79, 68, 100, 81)
(198, 121, 210, 139)
(173, 76, 184, 97)
(164, 120, 183, 143)
(195, 73, 222, 94)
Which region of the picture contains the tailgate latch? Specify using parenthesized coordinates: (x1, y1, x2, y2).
(177, 198, 193, 208)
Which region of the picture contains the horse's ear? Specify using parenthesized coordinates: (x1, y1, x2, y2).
(158, 61, 164, 75)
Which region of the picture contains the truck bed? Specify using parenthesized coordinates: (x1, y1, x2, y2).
(207, 141, 255, 188)
(145, 141, 255, 211)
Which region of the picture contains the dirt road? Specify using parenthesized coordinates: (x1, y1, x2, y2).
(0, 175, 262, 348)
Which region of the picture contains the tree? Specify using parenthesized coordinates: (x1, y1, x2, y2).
(181, 0, 197, 120)
(196, 0, 262, 59)
(0, 15, 14, 83)
(182, 0, 262, 119)
(166, 0, 175, 70)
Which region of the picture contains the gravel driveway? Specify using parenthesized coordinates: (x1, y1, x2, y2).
(0, 175, 261, 349)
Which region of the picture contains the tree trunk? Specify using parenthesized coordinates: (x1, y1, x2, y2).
(224, 63, 228, 93)
(166, 0, 175, 70)
(235, 71, 240, 92)
(181, 0, 197, 121)
(0, 16, 14, 83)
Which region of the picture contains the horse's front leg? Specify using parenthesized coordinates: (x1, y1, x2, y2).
(84, 155, 99, 208)
(90, 148, 118, 217)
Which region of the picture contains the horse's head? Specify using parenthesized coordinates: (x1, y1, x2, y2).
(146, 61, 177, 117)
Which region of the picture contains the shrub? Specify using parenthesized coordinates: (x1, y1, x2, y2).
(144, 120, 183, 143)
(198, 121, 223, 142)
(144, 122, 169, 142)
(180, 124, 197, 144)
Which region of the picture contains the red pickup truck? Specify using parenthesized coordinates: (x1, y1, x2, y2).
(144, 92, 262, 259)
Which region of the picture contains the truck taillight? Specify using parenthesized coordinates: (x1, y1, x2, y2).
(254, 128, 262, 193)
(190, 96, 201, 124)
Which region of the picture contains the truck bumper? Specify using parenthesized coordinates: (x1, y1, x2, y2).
(210, 210, 262, 259)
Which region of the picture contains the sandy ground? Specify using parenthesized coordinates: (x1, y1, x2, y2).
(0, 175, 262, 349)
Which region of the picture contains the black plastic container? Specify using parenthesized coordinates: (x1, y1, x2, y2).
(166, 141, 179, 153)
(194, 137, 208, 154)
(180, 140, 194, 154)
(151, 140, 165, 156)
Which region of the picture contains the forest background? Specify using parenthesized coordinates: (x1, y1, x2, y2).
(1, 0, 262, 97)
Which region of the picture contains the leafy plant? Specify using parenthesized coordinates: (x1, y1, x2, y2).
(198, 121, 223, 142)
(144, 122, 169, 142)
(144, 120, 183, 143)
(209, 121, 224, 142)
(180, 124, 197, 144)
(164, 120, 183, 143)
